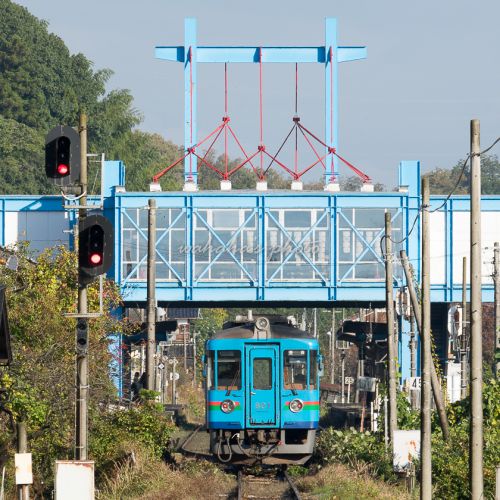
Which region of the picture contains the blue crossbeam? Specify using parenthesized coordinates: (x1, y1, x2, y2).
(155, 46, 367, 63)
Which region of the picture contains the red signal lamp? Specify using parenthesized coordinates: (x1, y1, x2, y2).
(89, 253, 102, 265)
(57, 164, 69, 175)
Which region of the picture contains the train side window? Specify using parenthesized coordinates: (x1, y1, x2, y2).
(284, 350, 307, 390)
(206, 351, 214, 390)
(309, 350, 318, 390)
(253, 358, 272, 390)
(217, 350, 241, 390)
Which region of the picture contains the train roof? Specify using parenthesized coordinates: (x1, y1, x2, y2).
(212, 315, 314, 340)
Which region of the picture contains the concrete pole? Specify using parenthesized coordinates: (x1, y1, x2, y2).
(409, 310, 417, 409)
(313, 308, 317, 338)
(330, 308, 336, 385)
(494, 242, 500, 378)
(183, 324, 188, 371)
(461, 256, 468, 399)
(420, 177, 432, 499)
(469, 119, 483, 499)
(17, 421, 29, 500)
(341, 350, 346, 403)
(193, 332, 197, 388)
(146, 199, 157, 390)
(76, 114, 88, 461)
(400, 249, 450, 440)
(384, 212, 397, 447)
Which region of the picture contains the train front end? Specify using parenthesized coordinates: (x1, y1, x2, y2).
(204, 315, 321, 465)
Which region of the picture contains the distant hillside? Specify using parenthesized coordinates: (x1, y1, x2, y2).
(2, 0, 497, 195)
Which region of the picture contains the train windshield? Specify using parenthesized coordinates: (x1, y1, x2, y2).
(284, 350, 307, 390)
(217, 350, 241, 391)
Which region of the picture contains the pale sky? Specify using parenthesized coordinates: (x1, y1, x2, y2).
(14, 0, 500, 186)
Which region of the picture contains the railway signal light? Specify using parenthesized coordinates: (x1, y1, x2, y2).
(45, 125, 81, 187)
(76, 319, 88, 355)
(78, 215, 114, 286)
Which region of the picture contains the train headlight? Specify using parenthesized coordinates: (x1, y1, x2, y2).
(289, 399, 304, 413)
(220, 399, 235, 413)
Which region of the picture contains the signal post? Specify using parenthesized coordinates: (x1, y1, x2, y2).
(45, 116, 113, 464)
(76, 114, 88, 461)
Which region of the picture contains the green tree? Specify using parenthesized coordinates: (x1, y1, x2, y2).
(0, 117, 52, 194)
(0, 246, 128, 494)
(425, 154, 500, 195)
(0, 0, 140, 195)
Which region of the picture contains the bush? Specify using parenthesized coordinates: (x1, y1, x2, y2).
(431, 377, 500, 499)
(90, 401, 175, 471)
(318, 379, 500, 499)
(316, 428, 395, 482)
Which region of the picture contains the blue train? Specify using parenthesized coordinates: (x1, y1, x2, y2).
(203, 314, 322, 465)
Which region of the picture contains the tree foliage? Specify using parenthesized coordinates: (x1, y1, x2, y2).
(0, 246, 131, 494)
(425, 154, 500, 195)
(0, 0, 140, 195)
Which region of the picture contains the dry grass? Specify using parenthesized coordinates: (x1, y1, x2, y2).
(296, 463, 413, 500)
(98, 447, 235, 500)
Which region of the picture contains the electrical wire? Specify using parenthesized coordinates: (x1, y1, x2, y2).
(430, 136, 500, 213)
(381, 136, 500, 254)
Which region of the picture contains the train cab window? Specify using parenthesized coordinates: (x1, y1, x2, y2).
(284, 350, 307, 390)
(309, 350, 318, 390)
(206, 351, 214, 390)
(253, 358, 272, 390)
(217, 350, 241, 390)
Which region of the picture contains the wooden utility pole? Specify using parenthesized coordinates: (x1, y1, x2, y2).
(146, 198, 157, 390)
(494, 242, 500, 378)
(384, 213, 397, 446)
(469, 119, 483, 499)
(400, 249, 450, 440)
(461, 256, 468, 399)
(76, 114, 88, 461)
(420, 177, 432, 499)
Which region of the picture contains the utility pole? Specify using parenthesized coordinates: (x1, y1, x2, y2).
(341, 349, 346, 403)
(409, 310, 417, 409)
(330, 308, 336, 384)
(76, 114, 88, 461)
(494, 242, 500, 378)
(17, 421, 29, 500)
(469, 119, 483, 499)
(313, 308, 317, 338)
(146, 199, 157, 390)
(420, 177, 432, 499)
(384, 212, 397, 447)
(193, 332, 198, 388)
(461, 256, 468, 399)
(400, 249, 450, 440)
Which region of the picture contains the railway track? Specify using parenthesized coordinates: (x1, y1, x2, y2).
(177, 426, 303, 499)
(177, 424, 212, 458)
(237, 468, 302, 500)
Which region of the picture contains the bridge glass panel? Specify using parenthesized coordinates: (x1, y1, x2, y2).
(266, 209, 330, 282)
(337, 208, 403, 281)
(122, 208, 186, 282)
(193, 209, 258, 281)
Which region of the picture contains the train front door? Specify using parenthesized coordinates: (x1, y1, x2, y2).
(246, 345, 279, 427)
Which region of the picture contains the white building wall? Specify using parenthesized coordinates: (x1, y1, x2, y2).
(4, 211, 69, 253)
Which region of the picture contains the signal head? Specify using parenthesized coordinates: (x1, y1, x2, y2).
(45, 125, 81, 187)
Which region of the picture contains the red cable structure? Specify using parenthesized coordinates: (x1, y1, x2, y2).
(152, 60, 371, 185)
